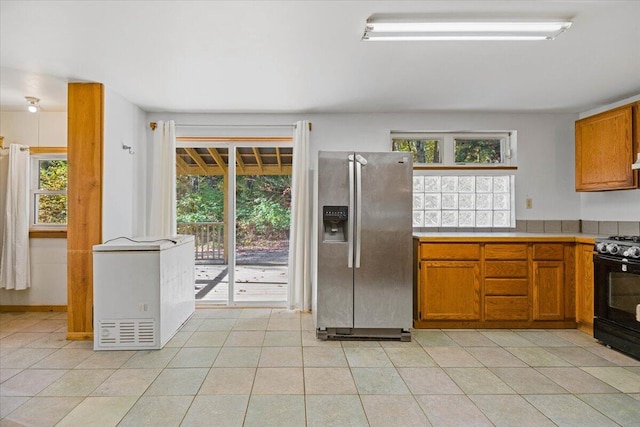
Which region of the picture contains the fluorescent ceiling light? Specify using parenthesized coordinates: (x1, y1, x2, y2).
(363, 19, 572, 41)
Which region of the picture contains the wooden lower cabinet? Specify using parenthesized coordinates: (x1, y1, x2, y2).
(418, 261, 480, 320)
(575, 243, 595, 333)
(414, 238, 577, 329)
(532, 261, 565, 320)
(483, 243, 529, 321)
(485, 296, 529, 320)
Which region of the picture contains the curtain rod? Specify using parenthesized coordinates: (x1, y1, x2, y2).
(149, 122, 312, 131)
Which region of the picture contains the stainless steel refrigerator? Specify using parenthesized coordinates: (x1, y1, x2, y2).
(315, 151, 413, 341)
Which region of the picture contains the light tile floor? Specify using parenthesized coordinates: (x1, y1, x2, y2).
(1, 309, 640, 426)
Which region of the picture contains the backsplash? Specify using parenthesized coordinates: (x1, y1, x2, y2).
(414, 220, 640, 235)
(580, 220, 640, 236)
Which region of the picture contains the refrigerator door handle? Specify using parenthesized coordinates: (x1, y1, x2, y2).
(347, 155, 355, 269)
(355, 159, 363, 268)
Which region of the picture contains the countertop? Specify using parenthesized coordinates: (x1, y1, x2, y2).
(413, 232, 600, 244)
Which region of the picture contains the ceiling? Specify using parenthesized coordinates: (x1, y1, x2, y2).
(1, 1, 639, 114)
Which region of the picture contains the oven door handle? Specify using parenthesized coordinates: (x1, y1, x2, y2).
(595, 254, 640, 273)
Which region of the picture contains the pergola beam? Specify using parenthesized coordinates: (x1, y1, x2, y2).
(176, 146, 292, 176)
(185, 148, 210, 174)
(235, 149, 246, 173)
(252, 147, 264, 173)
(276, 147, 282, 171)
(207, 148, 228, 172)
(176, 154, 191, 175)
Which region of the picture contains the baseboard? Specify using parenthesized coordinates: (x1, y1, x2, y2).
(576, 322, 594, 336)
(66, 332, 93, 341)
(413, 319, 578, 329)
(0, 305, 67, 312)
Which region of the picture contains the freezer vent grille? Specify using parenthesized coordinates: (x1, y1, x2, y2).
(98, 319, 156, 347)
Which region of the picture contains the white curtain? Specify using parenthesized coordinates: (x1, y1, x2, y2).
(287, 121, 311, 311)
(0, 144, 31, 290)
(0, 150, 8, 255)
(148, 120, 177, 237)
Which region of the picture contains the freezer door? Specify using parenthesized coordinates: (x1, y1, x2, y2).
(353, 152, 413, 329)
(317, 151, 354, 328)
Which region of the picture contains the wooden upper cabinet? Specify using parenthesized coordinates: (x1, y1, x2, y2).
(636, 101, 640, 167)
(575, 104, 638, 191)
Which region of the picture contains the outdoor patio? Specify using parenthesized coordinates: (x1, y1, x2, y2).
(179, 221, 290, 305)
(194, 264, 288, 304)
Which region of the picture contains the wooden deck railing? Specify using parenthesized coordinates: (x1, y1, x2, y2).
(177, 222, 224, 261)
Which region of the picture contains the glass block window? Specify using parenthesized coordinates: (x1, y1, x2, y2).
(412, 175, 515, 228)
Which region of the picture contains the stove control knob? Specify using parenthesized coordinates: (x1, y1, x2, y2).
(623, 246, 640, 258)
(596, 242, 608, 253)
(606, 243, 620, 255)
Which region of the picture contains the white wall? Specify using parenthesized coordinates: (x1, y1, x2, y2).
(0, 111, 68, 306)
(0, 91, 147, 307)
(103, 89, 147, 241)
(580, 192, 640, 221)
(0, 111, 67, 147)
(0, 239, 67, 305)
(149, 111, 581, 220)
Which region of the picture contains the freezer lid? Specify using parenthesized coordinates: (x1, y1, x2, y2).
(93, 235, 194, 252)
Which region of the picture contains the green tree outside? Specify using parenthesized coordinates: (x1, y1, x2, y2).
(37, 160, 67, 224)
(392, 139, 441, 164)
(454, 139, 502, 164)
(176, 174, 291, 247)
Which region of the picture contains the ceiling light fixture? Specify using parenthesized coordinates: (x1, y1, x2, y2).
(362, 18, 572, 41)
(25, 96, 40, 113)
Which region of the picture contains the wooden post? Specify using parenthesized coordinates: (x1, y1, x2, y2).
(66, 82, 104, 340)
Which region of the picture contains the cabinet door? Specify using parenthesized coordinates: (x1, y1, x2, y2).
(575, 105, 636, 191)
(532, 261, 564, 320)
(575, 244, 595, 330)
(419, 261, 480, 320)
(635, 102, 640, 163)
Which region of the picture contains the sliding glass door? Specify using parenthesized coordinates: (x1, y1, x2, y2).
(176, 140, 292, 307)
(233, 147, 291, 304)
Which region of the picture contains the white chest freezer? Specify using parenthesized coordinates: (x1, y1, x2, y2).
(93, 235, 195, 350)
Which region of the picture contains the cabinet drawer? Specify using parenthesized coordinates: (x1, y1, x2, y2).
(484, 244, 528, 260)
(420, 243, 480, 260)
(532, 244, 564, 260)
(485, 279, 528, 296)
(485, 261, 528, 278)
(485, 297, 529, 321)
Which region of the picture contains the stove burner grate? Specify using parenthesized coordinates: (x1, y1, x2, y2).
(607, 236, 640, 243)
